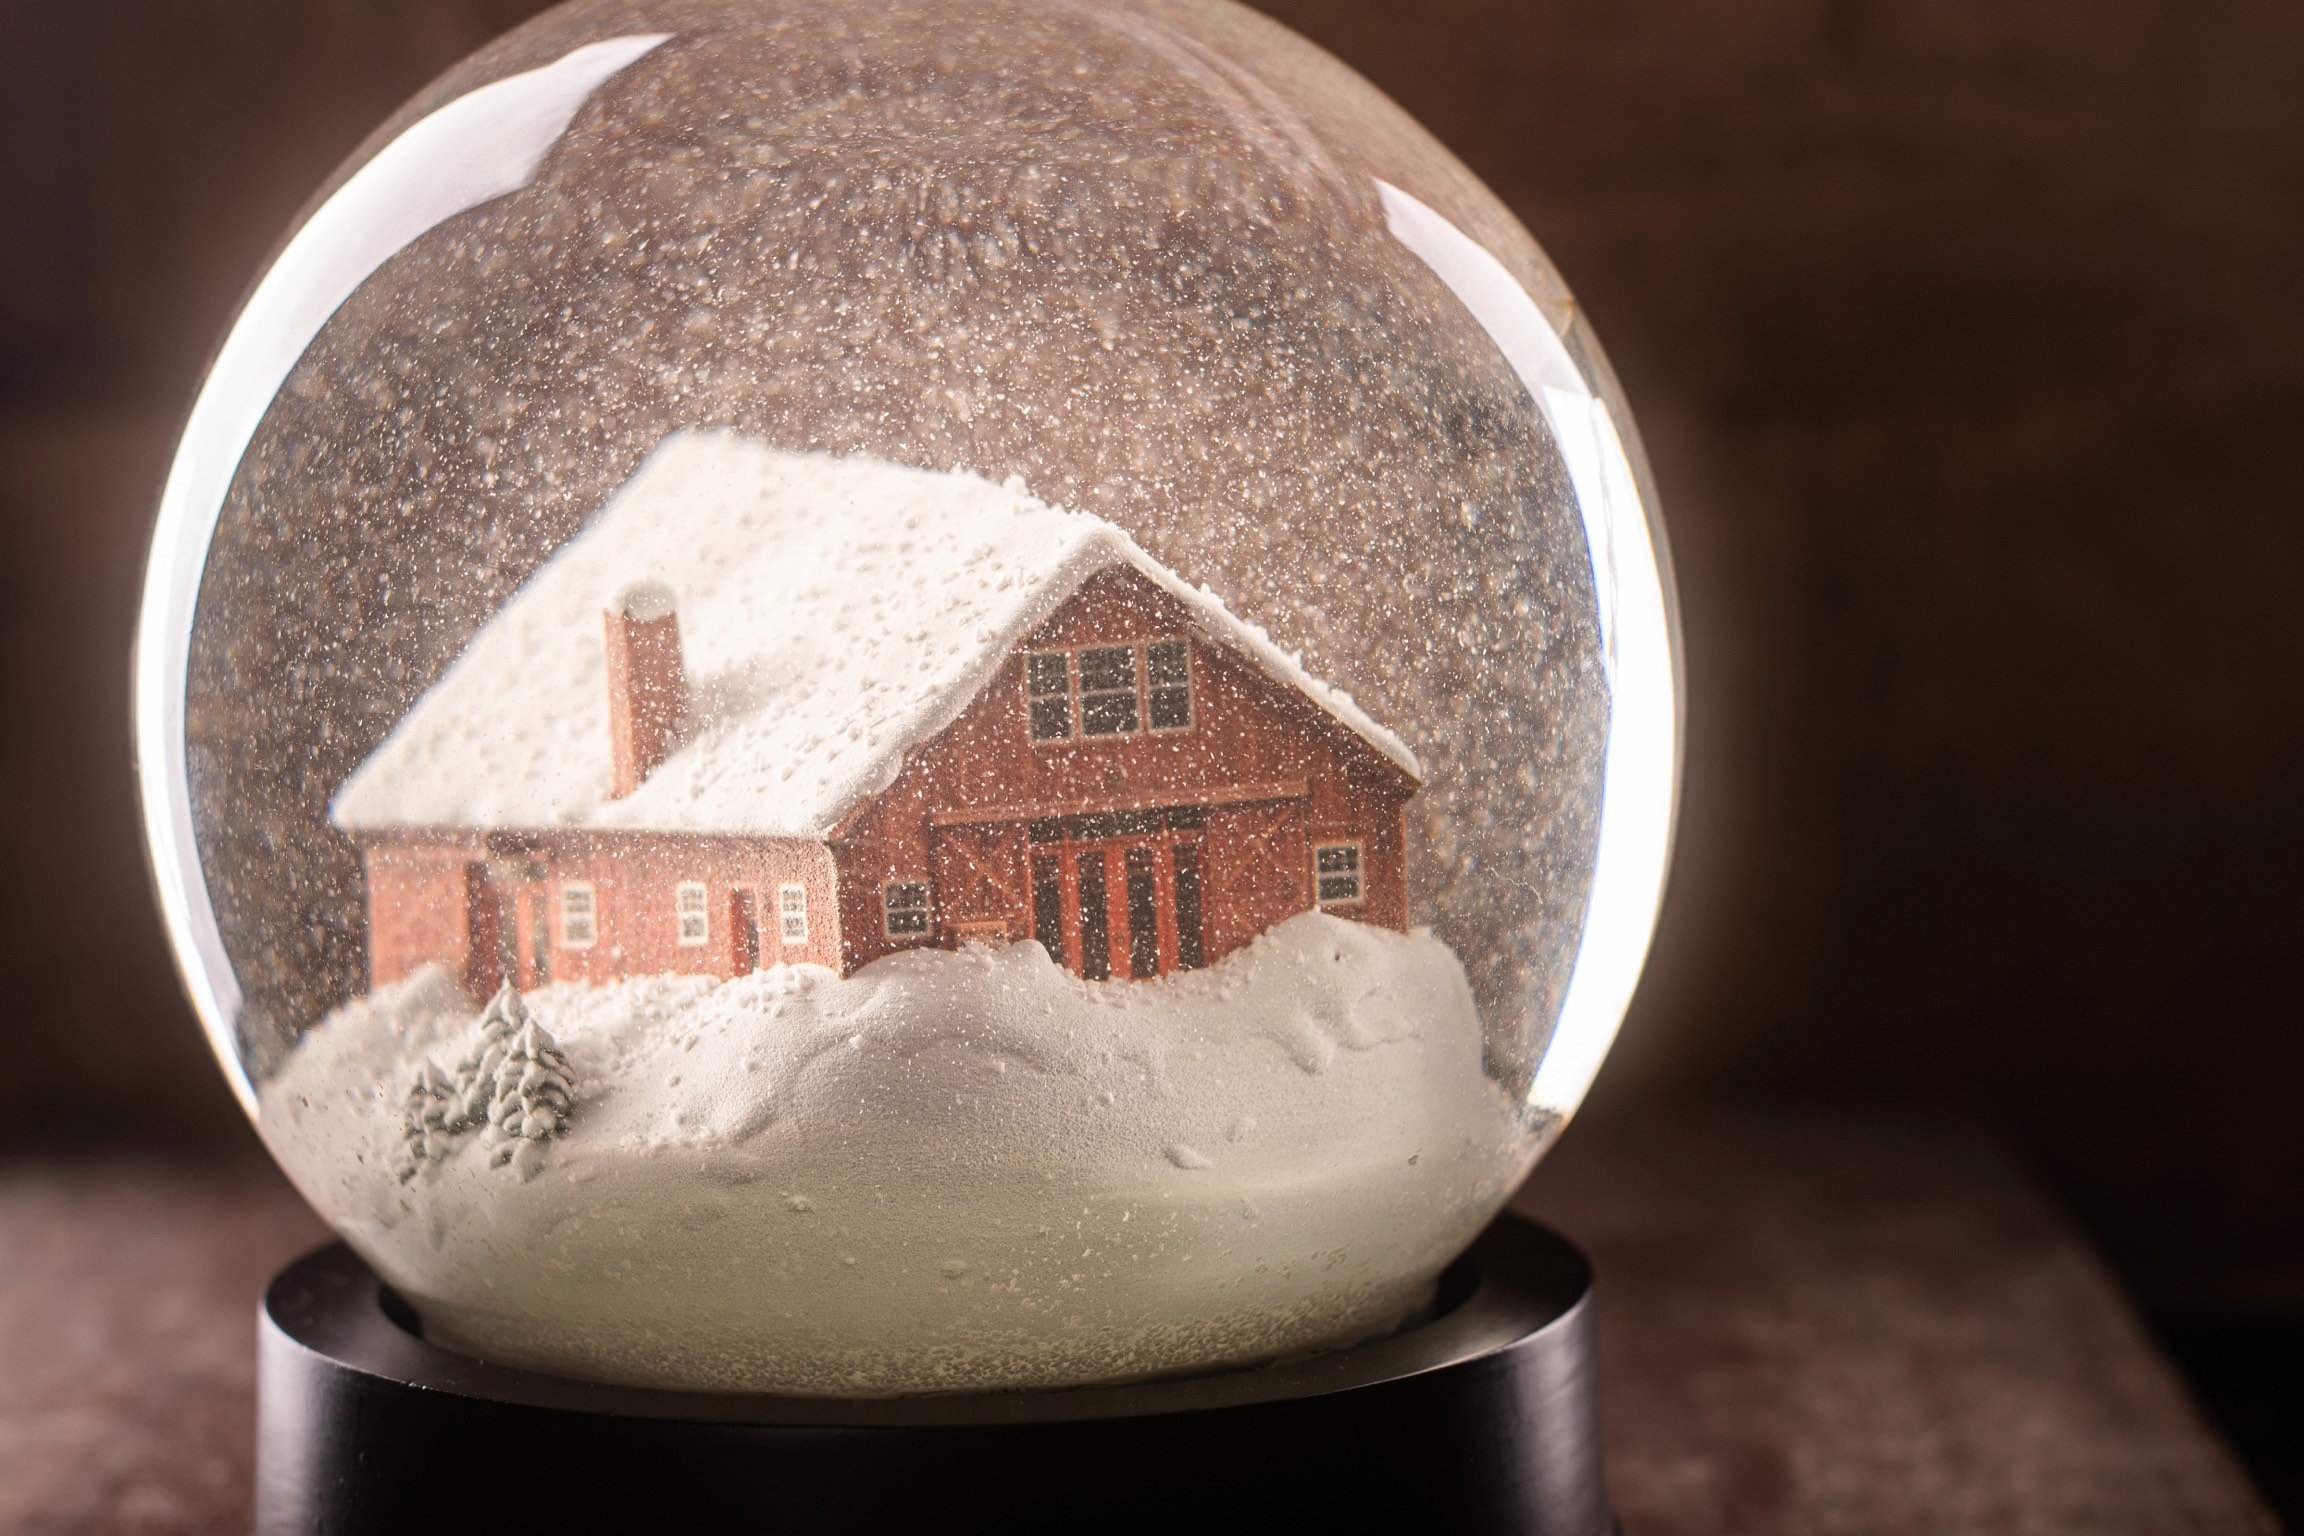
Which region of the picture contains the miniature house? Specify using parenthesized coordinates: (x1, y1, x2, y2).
(331, 432, 1422, 993)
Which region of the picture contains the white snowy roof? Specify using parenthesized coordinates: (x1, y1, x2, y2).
(332, 432, 1419, 839)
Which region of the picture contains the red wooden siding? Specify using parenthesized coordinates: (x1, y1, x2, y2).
(363, 834, 839, 994)
(357, 566, 1414, 992)
(831, 567, 1416, 978)
(363, 837, 488, 993)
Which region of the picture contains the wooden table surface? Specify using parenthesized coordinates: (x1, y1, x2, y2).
(0, 1109, 2277, 1535)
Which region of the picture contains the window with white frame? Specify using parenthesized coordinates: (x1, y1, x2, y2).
(1146, 639, 1191, 730)
(1026, 640, 1191, 744)
(1026, 650, 1072, 742)
(778, 883, 809, 944)
(1313, 844, 1363, 906)
(1077, 645, 1141, 737)
(559, 882, 598, 947)
(884, 881, 931, 938)
(675, 881, 709, 946)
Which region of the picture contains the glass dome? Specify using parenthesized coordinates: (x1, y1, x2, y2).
(135, 0, 1679, 1396)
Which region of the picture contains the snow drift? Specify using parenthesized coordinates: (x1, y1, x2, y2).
(259, 913, 1540, 1395)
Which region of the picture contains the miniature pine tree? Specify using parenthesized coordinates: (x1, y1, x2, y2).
(451, 981, 530, 1131)
(487, 1018, 575, 1179)
(395, 983, 577, 1181)
(396, 1058, 460, 1183)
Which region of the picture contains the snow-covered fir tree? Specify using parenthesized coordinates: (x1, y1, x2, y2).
(452, 982, 528, 1128)
(397, 982, 576, 1182)
(486, 1019, 575, 1179)
(395, 1058, 460, 1183)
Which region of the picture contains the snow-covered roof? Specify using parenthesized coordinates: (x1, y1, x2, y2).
(332, 432, 1419, 838)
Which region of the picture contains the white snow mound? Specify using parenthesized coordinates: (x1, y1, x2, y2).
(259, 913, 1538, 1395)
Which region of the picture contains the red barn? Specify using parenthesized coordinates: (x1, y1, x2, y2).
(331, 433, 1422, 995)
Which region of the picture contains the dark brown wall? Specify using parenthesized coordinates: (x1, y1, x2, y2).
(3, 0, 2300, 1314)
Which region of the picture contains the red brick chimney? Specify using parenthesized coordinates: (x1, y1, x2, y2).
(604, 580, 683, 799)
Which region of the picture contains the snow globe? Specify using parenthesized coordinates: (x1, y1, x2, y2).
(136, 0, 1674, 1526)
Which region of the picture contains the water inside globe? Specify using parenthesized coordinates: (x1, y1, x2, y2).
(136, 0, 1677, 1394)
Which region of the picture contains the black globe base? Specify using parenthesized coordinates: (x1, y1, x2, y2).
(257, 1216, 1613, 1535)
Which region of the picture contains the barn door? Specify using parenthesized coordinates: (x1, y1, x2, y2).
(931, 823, 1029, 945)
(1202, 798, 1310, 966)
(1032, 853, 1065, 962)
(1076, 850, 1111, 980)
(1172, 843, 1205, 971)
(1124, 848, 1160, 979)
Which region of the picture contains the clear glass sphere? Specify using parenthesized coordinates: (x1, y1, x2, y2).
(136, 0, 1679, 1395)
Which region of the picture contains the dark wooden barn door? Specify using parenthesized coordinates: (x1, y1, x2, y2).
(1022, 816, 1209, 982)
(1076, 849, 1111, 979)
(1032, 853, 1065, 959)
(931, 823, 1030, 946)
(1201, 798, 1310, 966)
(1171, 843, 1205, 971)
(1125, 848, 1160, 979)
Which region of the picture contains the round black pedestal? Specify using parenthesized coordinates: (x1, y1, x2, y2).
(257, 1215, 1611, 1535)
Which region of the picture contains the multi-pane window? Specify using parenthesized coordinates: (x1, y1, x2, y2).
(1026, 651, 1073, 741)
(559, 883, 598, 947)
(1314, 844, 1363, 905)
(1026, 639, 1192, 742)
(1077, 646, 1140, 736)
(675, 881, 709, 945)
(779, 883, 809, 944)
(1146, 640, 1191, 730)
(884, 881, 931, 937)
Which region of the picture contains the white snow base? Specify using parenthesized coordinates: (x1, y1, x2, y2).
(259, 914, 1539, 1396)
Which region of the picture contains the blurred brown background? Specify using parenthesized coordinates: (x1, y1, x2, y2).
(2, 0, 2299, 1507)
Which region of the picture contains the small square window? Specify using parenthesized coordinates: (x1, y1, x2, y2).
(1314, 844, 1363, 905)
(1080, 689, 1140, 736)
(778, 883, 809, 944)
(1078, 646, 1136, 693)
(884, 881, 932, 938)
(675, 881, 709, 945)
(1029, 695, 1073, 741)
(559, 883, 598, 948)
(1026, 651, 1072, 741)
